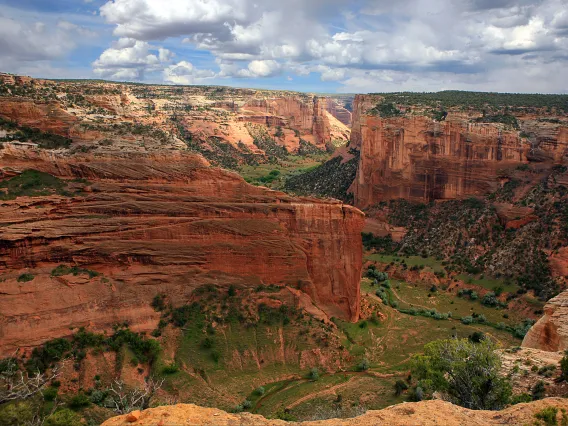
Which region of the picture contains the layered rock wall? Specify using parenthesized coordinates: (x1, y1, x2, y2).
(324, 98, 352, 126)
(0, 98, 77, 137)
(0, 150, 364, 355)
(349, 95, 568, 207)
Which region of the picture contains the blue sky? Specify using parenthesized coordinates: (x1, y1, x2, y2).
(1, 0, 567, 93)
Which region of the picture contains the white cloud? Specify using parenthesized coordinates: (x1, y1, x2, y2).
(99, 0, 250, 40)
(90, 0, 568, 91)
(163, 61, 216, 84)
(241, 60, 281, 77)
(0, 16, 76, 61)
(92, 38, 172, 80)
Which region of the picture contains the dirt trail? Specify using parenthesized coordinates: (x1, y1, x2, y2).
(285, 376, 356, 409)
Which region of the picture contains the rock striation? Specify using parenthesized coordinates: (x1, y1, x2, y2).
(349, 95, 568, 207)
(523, 290, 568, 352)
(0, 150, 364, 356)
(102, 398, 568, 426)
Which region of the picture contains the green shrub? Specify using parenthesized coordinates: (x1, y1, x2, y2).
(309, 368, 319, 381)
(357, 359, 370, 371)
(162, 363, 179, 374)
(255, 386, 265, 396)
(68, 393, 91, 410)
(45, 409, 82, 426)
(394, 379, 409, 396)
(532, 380, 546, 401)
(411, 338, 511, 410)
(43, 386, 59, 401)
(89, 390, 107, 405)
(17, 273, 34, 283)
(560, 351, 568, 380)
(534, 407, 559, 426)
(151, 294, 167, 311)
(481, 292, 499, 307)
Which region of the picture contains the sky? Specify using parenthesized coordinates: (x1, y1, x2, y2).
(0, 0, 567, 93)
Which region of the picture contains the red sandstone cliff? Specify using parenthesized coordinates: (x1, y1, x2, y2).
(349, 95, 568, 207)
(0, 98, 78, 137)
(240, 95, 337, 147)
(0, 150, 364, 356)
(324, 98, 352, 126)
(523, 290, 568, 352)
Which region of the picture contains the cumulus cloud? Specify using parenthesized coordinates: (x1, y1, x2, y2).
(0, 16, 76, 62)
(90, 0, 568, 91)
(92, 38, 172, 80)
(163, 61, 216, 84)
(239, 60, 281, 78)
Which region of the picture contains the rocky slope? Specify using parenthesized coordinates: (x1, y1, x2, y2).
(349, 94, 568, 207)
(0, 148, 364, 356)
(523, 290, 568, 351)
(102, 398, 568, 426)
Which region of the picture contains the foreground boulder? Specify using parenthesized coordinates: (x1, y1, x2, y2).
(0, 150, 364, 355)
(102, 399, 568, 426)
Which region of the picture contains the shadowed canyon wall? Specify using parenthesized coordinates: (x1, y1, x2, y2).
(0, 150, 364, 356)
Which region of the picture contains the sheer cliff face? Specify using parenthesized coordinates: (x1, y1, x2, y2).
(241, 96, 337, 146)
(0, 151, 364, 356)
(349, 95, 568, 207)
(523, 290, 568, 352)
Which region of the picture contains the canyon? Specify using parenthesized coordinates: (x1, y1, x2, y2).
(0, 148, 364, 357)
(2, 74, 568, 424)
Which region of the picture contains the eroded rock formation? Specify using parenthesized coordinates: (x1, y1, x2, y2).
(102, 399, 568, 426)
(349, 95, 568, 207)
(0, 150, 364, 356)
(523, 290, 568, 351)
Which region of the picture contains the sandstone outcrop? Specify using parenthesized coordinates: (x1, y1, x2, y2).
(102, 398, 568, 426)
(0, 98, 78, 137)
(0, 150, 364, 356)
(349, 95, 568, 207)
(523, 290, 568, 351)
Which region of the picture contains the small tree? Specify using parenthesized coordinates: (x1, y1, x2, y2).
(411, 338, 511, 410)
(357, 359, 369, 371)
(394, 380, 409, 396)
(531, 380, 546, 401)
(308, 368, 319, 381)
(0, 357, 65, 404)
(559, 350, 568, 381)
(106, 378, 164, 414)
